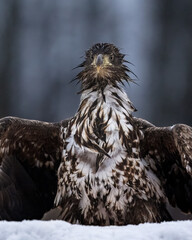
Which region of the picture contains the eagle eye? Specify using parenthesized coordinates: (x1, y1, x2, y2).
(109, 54, 114, 62)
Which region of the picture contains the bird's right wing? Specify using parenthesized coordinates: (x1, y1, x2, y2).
(0, 155, 45, 220)
(0, 116, 69, 220)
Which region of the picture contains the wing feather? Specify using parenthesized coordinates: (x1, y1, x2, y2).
(0, 155, 43, 220)
(138, 120, 192, 214)
(172, 124, 192, 175)
(0, 116, 69, 220)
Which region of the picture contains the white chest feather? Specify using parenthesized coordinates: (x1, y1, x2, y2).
(56, 85, 164, 225)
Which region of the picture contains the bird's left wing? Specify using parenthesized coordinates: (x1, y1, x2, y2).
(139, 122, 192, 214)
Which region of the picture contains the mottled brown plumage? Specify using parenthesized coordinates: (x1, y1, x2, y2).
(54, 43, 192, 225)
(0, 43, 192, 225)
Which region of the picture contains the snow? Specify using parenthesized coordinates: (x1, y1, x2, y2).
(0, 220, 192, 240)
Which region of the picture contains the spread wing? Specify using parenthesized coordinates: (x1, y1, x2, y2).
(0, 155, 45, 220)
(0, 116, 69, 220)
(137, 118, 192, 214)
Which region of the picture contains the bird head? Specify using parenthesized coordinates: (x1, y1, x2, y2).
(76, 43, 133, 92)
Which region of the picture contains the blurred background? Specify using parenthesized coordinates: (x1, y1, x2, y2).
(0, 0, 192, 126)
(1, 0, 192, 221)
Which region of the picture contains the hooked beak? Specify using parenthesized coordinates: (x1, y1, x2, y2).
(96, 54, 103, 66)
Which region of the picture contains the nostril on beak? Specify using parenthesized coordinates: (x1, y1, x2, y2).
(96, 54, 103, 66)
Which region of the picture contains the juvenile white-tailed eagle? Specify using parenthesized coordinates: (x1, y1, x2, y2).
(0, 43, 192, 225)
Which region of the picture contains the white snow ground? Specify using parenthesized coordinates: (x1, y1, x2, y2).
(0, 220, 192, 240)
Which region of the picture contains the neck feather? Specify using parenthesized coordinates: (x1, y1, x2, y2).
(67, 84, 137, 163)
(78, 84, 136, 117)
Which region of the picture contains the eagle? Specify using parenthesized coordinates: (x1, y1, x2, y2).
(0, 43, 192, 225)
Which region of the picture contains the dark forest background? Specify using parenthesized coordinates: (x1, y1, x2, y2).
(0, 0, 192, 220)
(1, 0, 192, 126)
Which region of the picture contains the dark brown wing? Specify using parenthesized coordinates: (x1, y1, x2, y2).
(0, 155, 45, 220)
(139, 122, 192, 214)
(133, 117, 155, 130)
(0, 116, 69, 220)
